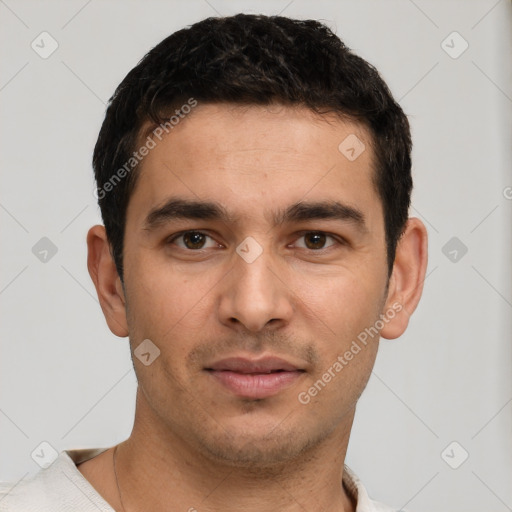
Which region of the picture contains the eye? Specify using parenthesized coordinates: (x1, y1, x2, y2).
(167, 230, 342, 252)
(167, 231, 218, 250)
(293, 231, 339, 250)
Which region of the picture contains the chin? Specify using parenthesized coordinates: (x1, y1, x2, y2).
(193, 417, 329, 471)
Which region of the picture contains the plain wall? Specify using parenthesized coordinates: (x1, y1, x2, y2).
(1, 1, 511, 510)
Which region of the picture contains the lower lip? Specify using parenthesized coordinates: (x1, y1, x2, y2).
(207, 370, 303, 399)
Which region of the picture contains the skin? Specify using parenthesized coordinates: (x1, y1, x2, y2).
(82, 103, 428, 512)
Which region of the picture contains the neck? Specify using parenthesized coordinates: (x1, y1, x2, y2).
(115, 389, 357, 512)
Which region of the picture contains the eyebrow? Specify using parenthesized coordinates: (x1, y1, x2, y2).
(144, 197, 368, 233)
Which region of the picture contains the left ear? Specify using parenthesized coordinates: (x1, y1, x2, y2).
(380, 217, 428, 340)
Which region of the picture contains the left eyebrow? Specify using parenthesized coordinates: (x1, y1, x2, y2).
(143, 197, 368, 234)
(272, 200, 368, 233)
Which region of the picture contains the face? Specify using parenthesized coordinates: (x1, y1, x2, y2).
(118, 103, 395, 466)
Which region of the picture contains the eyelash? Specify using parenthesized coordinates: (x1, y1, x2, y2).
(166, 230, 345, 252)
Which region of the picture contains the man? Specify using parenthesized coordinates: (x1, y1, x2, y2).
(0, 13, 427, 512)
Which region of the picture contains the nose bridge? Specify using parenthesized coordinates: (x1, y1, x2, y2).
(218, 235, 292, 332)
(236, 236, 274, 293)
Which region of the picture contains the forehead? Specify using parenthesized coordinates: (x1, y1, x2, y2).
(128, 103, 382, 231)
(142, 103, 373, 165)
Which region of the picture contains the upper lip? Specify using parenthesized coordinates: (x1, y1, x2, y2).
(206, 356, 304, 374)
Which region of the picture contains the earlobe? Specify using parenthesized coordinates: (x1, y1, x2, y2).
(87, 225, 129, 337)
(380, 217, 428, 340)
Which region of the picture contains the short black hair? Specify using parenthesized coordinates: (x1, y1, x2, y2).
(93, 13, 412, 279)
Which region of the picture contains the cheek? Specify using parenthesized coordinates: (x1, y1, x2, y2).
(123, 266, 200, 397)
(125, 254, 218, 336)
(297, 275, 381, 413)
(295, 267, 383, 343)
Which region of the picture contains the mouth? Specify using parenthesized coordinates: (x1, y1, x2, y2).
(204, 356, 306, 399)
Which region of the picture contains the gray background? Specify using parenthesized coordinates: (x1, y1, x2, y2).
(1, 0, 511, 510)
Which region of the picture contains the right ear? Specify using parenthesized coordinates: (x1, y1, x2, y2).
(87, 225, 129, 337)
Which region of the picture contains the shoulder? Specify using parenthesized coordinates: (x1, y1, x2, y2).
(0, 449, 114, 512)
(343, 465, 407, 512)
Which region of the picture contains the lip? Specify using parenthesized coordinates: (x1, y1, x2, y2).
(205, 356, 305, 399)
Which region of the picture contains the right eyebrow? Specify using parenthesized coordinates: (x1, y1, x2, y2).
(144, 198, 236, 230)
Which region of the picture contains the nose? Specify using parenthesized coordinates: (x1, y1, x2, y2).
(217, 240, 294, 333)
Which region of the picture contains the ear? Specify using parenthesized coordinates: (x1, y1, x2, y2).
(380, 217, 428, 340)
(87, 225, 129, 337)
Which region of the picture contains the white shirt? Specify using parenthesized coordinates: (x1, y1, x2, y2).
(0, 448, 400, 511)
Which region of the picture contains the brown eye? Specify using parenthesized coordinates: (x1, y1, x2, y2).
(183, 232, 206, 249)
(294, 232, 337, 250)
(304, 232, 327, 249)
(169, 231, 216, 250)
